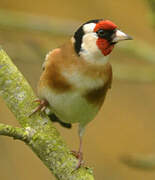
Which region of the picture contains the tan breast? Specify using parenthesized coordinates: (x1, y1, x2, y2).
(38, 40, 112, 107)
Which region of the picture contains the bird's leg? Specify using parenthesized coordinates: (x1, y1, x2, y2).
(72, 125, 85, 169)
(29, 99, 49, 116)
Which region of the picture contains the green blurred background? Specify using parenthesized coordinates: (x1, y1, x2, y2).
(0, 0, 155, 179)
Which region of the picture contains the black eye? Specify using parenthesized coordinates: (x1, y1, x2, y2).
(96, 29, 105, 38)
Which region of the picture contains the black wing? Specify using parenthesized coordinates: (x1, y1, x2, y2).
(48, 113, 72, 129)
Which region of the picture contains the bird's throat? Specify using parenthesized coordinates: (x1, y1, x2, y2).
(96, 38, 114, 56)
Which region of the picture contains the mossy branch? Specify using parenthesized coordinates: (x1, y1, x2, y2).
(0, 123, 31, 142)
(0, 49, 94, 180)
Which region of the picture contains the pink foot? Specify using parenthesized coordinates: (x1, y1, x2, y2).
(29, 99, 49, 116)
(72, 150, 83, 169)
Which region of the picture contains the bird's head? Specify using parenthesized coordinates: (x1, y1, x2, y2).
(73, 19, 132, 63)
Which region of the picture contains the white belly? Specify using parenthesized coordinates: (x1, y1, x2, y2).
(40, 87, 100, 126)
(38, 67, 106, 125)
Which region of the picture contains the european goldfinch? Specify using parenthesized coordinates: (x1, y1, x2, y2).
(32, 19, 132, 168)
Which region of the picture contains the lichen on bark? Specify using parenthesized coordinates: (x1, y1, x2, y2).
(0, 49, 94, 180)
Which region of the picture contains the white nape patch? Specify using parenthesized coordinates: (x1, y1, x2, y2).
(83, 23, 96, 33)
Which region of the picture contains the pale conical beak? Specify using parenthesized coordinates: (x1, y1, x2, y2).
(112, 30, 133, 43)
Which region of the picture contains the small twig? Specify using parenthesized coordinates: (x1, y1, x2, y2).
(0, 123, 32, 143)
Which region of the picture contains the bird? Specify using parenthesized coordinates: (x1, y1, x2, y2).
(31, 19, 132, 168)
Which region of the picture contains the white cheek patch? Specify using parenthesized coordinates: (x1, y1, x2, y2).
(80, 22, 109, 64)
(83, 23, 96, 33)
(80, 33, 108, 64)
(81, 33, 99, 55)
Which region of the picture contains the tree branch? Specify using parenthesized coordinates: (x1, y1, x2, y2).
(0, 123, 32, 142)
(0, 49, 94, 179)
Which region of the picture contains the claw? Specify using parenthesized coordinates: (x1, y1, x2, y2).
(29, 99, 48, 117)
(71, 150, 84, 169)
(34, 99, 41, 103)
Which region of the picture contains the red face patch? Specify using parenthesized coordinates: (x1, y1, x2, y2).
(94, 20, 117, 32)
(94, 20, 117, 56)
(96, 38, 114, 56)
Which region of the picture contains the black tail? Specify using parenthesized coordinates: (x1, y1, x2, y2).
(48, 113, 72, 129)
